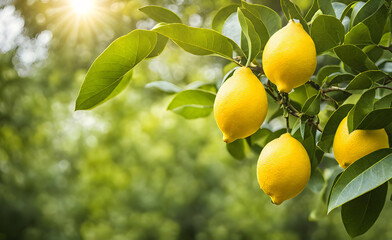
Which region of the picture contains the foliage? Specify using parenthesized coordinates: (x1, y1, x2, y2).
(76, 0, 392, 238)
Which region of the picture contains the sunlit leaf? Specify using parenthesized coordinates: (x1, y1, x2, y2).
(351, 0, 384, 26)
(211, 4, 240, 33)
(139, 5, 182, 23)
(167, 89, 216, 119)
(237, 8, 261, 66)
(241, 1, 281, 35)
(145, 81, 182, 94)
(75, 30, 157, 110)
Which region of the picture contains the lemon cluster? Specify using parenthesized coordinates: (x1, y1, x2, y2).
(213, 20, 316, 205)
(213, 20, 389, 205)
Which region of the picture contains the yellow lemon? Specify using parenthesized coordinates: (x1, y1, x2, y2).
(257, 133, 311, 205)
(214, 67, 268, 143)
(262, 20, 317, 93)
(333, 117, 389, 168)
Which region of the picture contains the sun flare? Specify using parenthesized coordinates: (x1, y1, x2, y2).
(71, 0, 95, 15)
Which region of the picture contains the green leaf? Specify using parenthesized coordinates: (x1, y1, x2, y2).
(341, 182, 388, 238)
(347, 88, 375, 133)
(240, 8, 269, 50)
(315, 65, 341, 85)
(328, 148, 392, 213)
(339, 1, 359, 21)
(356, 108, 392, 130)
(344, 23, 374, 45)
(211, 4, 240, 33)
(324, 73, 354, 86)
(332, 2, 347, 20)
(139, 5, 182, 23)
(302, 92, 321, 116)
(237, 8, 261, 66)
(153, 23, 234, 61)
(333, 45, 378, 73)
(311, 15, 345, 55)
(226, 139, 247, 160)
(75, 30, 157, 110)
(241, 1, 281, 35)
(318, 0, 336, 17)
(363, 5, 388, 44)
(280, 0, 309, 32)
(146, 34, 168, 58)
(317, 104, 353, 152)
(145, 81, 182, 94)
(167, 89, 216, 119)
(352, 0, 384, 26)
(305, 0, 318, 22)
(346, 70, 387, 90)
(375, 93, 392, 109)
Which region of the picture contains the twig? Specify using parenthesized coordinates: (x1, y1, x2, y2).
(375, 85, 392, 91)
(377, 44, 392, 53)
(323, 87, 350, 94)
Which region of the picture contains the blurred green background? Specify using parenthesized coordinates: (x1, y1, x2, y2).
(0, 0, 391, 239)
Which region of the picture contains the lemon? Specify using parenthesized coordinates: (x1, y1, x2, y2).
(333, 117, 389, 168)
(257, 133, 311, 205)
(262, 20, 317, 93)
(214, 67, 268, 143)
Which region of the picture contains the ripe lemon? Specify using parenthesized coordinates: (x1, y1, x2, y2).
(262, 20, 317, 93)
(333, 117, 389, 168)
(214, 67, 268, 143)
(257, 133, 311, 205)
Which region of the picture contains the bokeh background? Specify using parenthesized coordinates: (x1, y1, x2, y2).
(0, 0, 391, 239)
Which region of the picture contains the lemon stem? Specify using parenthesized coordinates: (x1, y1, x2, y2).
(280, 92, 290, 133)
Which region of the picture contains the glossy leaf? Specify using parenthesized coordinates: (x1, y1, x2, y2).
(356, 108, 392, 130)
(318, 0, 335, 17)
(339, 1, 359, 21)
(241, 1, 281, 35)
(352, 0, 384, 26)
(145, 81, 182, 94)
(315, 65, 341, 85)
(280, 0, 309, 32)
(375, 93, 392, 109)
(317, 104, 353, 152)
(347, 88, 375, 133)
(344, 23, 374, 46)
(342, 182, 388, 238)
(147, 34, 169, 58)
(363, 5, 388, 44)
(346, 70, 386, 90)
(333, 45, 378, 73)
(332, 2, 347, 20)
(302, 93, 321, 116)
(153, 23, 234, 60)
(237, 8, 261, 66)
(167, 89, 216, 119)
(139, 6, 182, 23)
(311, 15, 345, 55)
(75, 30, 157, 110)
(240, 8, 269, 50)
(328, 148, 392, 213)
(211, 4, 240, 33)
(305, 0, 318, 21)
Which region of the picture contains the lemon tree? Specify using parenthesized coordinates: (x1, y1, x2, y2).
(75, 0, 392, 238)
